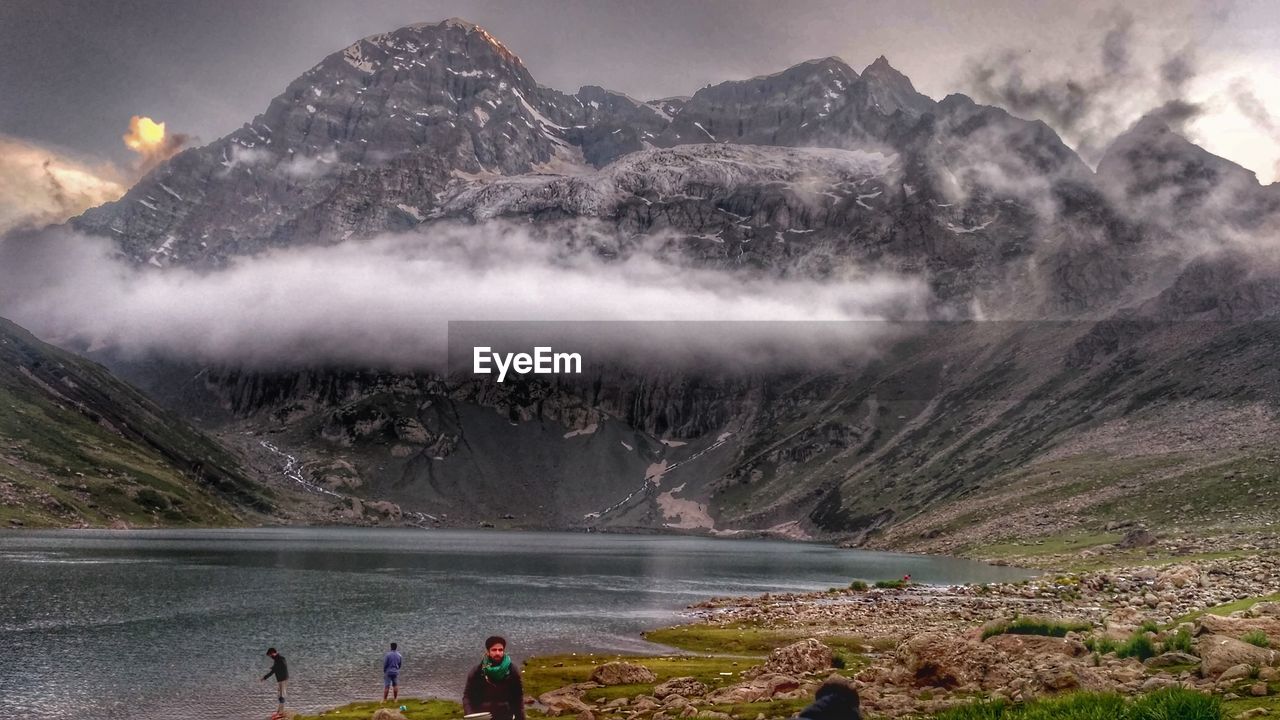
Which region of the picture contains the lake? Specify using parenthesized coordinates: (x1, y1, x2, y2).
(0, 528, 1030, 720)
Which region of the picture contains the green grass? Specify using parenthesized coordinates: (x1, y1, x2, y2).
(711, 697, 812, 720)
(1163, 627, 1194, 654)
(849, 580, 868, 591)
(969, 532, 1122, 562)
(1082, 630, 1157, 660)
(934, 689, 1221, 719)
(1175, 593, 1280, 625)
(644, 623, 866, 655)
(982, 618, 1091, 641)
(520, 652, 747, 700)
(1116, 632, 1157, 661)
(875, 579, 909, 589)
(0, 318, 273, 527)
(519, 624, 869, 708)
(1223, 692, 1280, 717)
(1082, 636, 1118, 655)
(295, 698, 460, 720)
(1243, 630, 1271, 648)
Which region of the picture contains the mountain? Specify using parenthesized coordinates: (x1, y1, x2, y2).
(0, 316, 275, 527)
(43, 20, 1280, 554)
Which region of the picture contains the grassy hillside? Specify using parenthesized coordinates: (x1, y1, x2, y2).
(0, 317, 274, 527)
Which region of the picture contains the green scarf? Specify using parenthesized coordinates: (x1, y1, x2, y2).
(482, 654, 512, 682)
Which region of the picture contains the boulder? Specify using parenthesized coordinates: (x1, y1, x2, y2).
(371, 710, 408, 720)
(540, 693, 596, 719)
(1144, 652, 1200, 668)
(1251, 602, 1280, 618)
(590, 661, 657, 686)
(1199, 614, 1280, 641)
(632, 696, 661, 712)
(744, 638, 832, 678)
(1156, 565, 1200, 590)
(1141, 676, 1179, 692)
(653, 677, 708, 700)
(1118, 528, 1157, 548)
(663, 694, 692, 709)
(1035, 662, 1081, 691)
(705, 674, 801, 705)
(895, 633, 1015, 690)
(364, 500, 402, 520)
(1220, 664, 1254, 682)
(984, 634, 1087, 658)
(1199, 634, 1279, 677)
(538, 682, 601, 702)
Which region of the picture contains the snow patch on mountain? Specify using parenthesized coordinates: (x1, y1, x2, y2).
(443, 144, 896, 220)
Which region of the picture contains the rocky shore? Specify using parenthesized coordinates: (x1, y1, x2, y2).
(307, 552, 1280, 720)
(669, 553, 1280, 717)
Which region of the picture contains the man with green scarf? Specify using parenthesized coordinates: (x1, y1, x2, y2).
(463, 635, 526, 720)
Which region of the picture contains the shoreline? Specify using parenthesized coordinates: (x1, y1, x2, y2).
(303, 549, 1280, 720)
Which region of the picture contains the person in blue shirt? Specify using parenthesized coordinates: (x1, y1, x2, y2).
(383, 642, 404, 703)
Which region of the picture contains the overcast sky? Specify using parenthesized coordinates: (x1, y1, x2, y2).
(2, 0, 1279, 181)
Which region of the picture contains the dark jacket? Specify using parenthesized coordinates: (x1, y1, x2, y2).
(263, 654, 289, 682)
(463, 662, 525, 720)
(797, 681, 861, 720)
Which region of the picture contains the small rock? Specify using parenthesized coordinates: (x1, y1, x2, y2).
(1220, 664, 1255, 683)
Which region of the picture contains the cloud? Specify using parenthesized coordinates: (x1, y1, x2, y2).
(0, 136, 127, 234)
(0, 223, 930, 372)
(278, 149, 338, 179)
(1229, 78, 1280, 149)
(122, 115, 190, 174)
(963, 10, 1205, 165)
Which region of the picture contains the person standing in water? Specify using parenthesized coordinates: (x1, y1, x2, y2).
(463, 635, 526, 720)
(261, 647, 289, 719)
(383, 642, 403, 703)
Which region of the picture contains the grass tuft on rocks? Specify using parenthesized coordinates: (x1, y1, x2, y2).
(981, 618, 1091, 640)
(934, 688, 1220, 719)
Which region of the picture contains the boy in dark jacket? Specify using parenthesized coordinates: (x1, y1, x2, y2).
(261, 647, 289, 718)
(463, 635, 525, 720)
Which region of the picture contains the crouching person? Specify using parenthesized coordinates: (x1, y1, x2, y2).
(796, 676, 861, 720)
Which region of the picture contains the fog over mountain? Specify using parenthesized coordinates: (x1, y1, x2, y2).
(1, 17, 1277, 543)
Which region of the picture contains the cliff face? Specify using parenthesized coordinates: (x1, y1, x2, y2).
(60, 20, 1280, 542)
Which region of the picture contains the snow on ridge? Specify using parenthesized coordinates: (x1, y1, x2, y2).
(442, 143, 896, 221)
(342, 42, 378, 73)
(396, 203, 426, 221)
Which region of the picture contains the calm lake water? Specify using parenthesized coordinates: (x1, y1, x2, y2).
(0, 528, 1030, 720)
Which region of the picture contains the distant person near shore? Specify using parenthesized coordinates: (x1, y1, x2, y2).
(261, 647, 289, 719)
(796, 676, 862, 720)
(463, 635, 526, 720)
(383, 642, 403, 703)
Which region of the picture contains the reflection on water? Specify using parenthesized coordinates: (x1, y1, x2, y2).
(0, 528, 1029, 720)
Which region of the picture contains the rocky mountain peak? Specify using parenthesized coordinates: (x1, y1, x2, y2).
(1097, 109, 1265, 220)
(856, 55, 936, 118)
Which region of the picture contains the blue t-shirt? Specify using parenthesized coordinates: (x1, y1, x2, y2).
(384, 651, 403, 674)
